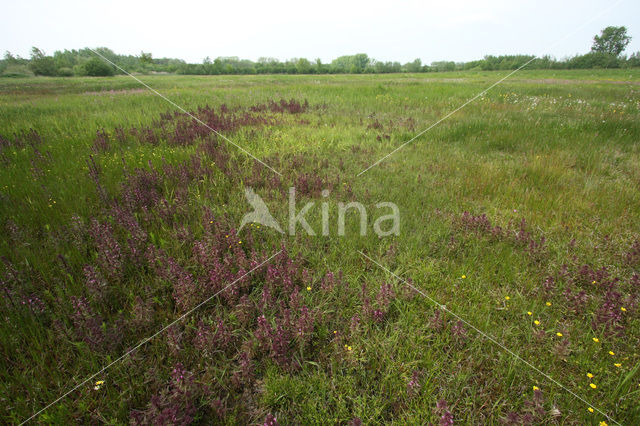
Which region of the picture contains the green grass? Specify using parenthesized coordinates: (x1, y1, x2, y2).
(1, 70, 639, 425)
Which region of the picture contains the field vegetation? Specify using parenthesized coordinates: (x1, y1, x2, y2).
(1, 69, 640, 424)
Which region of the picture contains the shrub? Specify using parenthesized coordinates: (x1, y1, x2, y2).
(56, 67, 74, 77)
(627, 52, 640, 68)
(568, 52, 621, 69)
(83, 57, 115, 76)
(29, 47, 57, 76)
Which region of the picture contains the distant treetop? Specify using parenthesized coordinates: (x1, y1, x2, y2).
(592, 26, 632, 57)
(1, 26, 638, 78)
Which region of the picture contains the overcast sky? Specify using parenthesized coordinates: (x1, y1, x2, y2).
(2, 0, 639, 64)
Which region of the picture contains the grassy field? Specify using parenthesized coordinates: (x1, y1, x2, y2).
(1, 69, 639, 425)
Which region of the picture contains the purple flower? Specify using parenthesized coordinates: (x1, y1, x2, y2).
(70, 296, 108, 351)
(232, 351, 254, 388)
(21, 294, 46, 314)
(626, 240, 640, 265)
(263, 413, 279, 426)
(120, 165, 162, 211)
(436, 399, 454, 426)
(89, 219, 123, 280)
(86, 155, 110, 204)
(83, 264, 107, 300)
(407, 370, 421, 396)
(131, 363, 200, 425)
(91, 129, 110, 153)
(451, 320, 467, 343)
(193, 318, 232, 354)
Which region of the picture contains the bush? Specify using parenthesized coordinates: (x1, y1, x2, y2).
(627, 52, 640, 68)
(568, 52, 621, 69)
(83, 58, 115, 76)
(29, 57, 57, 76)
(56, 67, 74, 77)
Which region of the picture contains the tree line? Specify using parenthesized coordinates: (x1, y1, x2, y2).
(2, 26, 637, 78)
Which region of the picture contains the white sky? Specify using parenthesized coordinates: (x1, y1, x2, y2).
(2, 0, 639, 64)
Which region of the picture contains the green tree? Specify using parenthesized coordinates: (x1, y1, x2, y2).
(83, 57, 115, 76)
(431, 61, 455, 72)
(592, 26, 631, 57)
(295, 58, 312, 74)
(352, 53, 370, 72)
(404, 58, 422, 72)
(29, 47, 57, 76)
(314, 58, 326, 73)
(331, 54, 370, 73)
(140, 51, 153, 64)
(4, 51, 17, 63)
(53, 49, 78, 69)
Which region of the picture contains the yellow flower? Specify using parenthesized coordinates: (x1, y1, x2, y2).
(347, 346, 352, 351)
(534, 320, 540, 325)
(609, 351, 615, 356)
(614, 363, 621, 368)
(532, 385, 539, 391)
(589, 383, 597, 389)
(600, 422, 608, 426)
(461, 275, 466, 279)
(592, 280, 596, 284)
(95, 380, 104, 385)
(593, 337, 600, 343)
(333, 330, 337, 334)
(556, 332, 563, 337)
(527, 311, 532, 316)
(545, 302, 551, 306)
(344, 344, 348, 348)
(306, 286, 312, 291)
(238, 240, 242, 244)
(505, 296, 510, 300)
(587, 373, 594, 378)
(588, 407, 594, 413)
(620, 307, 627, 312)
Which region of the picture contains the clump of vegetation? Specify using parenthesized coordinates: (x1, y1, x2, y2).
(82, 57, 115, 76)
